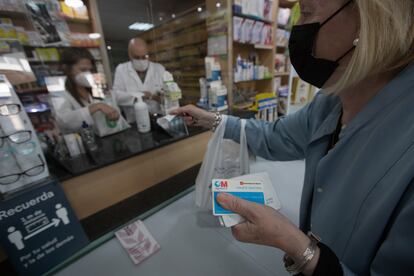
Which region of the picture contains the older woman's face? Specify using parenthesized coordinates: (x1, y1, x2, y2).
(298, 0, 359, 87)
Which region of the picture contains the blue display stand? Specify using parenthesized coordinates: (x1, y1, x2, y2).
(0, 180, 89, 276)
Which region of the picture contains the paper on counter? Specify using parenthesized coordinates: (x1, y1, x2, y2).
(115, 220, 161, 265)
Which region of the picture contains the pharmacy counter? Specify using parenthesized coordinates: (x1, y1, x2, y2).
(0, 127, 211, 272)
(49, 126, 206, 182)
(52, 160, 305, 276)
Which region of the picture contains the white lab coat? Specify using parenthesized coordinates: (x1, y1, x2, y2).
(112, 61, 165, 114)
(49, 90, 95, 134)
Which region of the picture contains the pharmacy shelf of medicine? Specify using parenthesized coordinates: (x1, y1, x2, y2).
(234, 78, 273, 84)
(15, 86, 48, 95)
(233, 12, 274, 25)
(140, 8, 207, 106)
(144, 7, 207, 41)
(234, 41, 274, 50)
(0, 10, 27, 19)
(147, 30, 207, 54)
(23, 45, 100, 49)
(146, 21, 206, 45)
(203, 0, 280, 110)
(274, 71, 290, 77)
(62, 17, 90, 25)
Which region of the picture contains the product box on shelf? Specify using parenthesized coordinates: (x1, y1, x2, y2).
(275, 53, 287, 73)
(233, 0, 242, 14)
(277, 85, 289, 115)
(241, 19, 254, 43)
(233, 16, 243, 42)
(291, 77, 311, 105)
(263, 0, 274, 20)
(252, 21, 264, 44)
(260, 24, 273, 45)
(278, 8, 291, 26)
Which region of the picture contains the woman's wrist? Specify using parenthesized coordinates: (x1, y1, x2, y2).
(301, 246, 320, 276)
(202, 112, 216, 129)
(89, 103, 101, 114)
(280, 230, 320, 276)
(280, 228, 311, 260)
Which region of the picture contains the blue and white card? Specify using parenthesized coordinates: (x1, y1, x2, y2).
(212, 178, 265, 216)
(213, 172, 282, 227)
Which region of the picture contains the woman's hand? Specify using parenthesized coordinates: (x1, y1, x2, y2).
(170, 105, 216, 129)
(89, 103, 120, 121)
(217, 193, 320, 275)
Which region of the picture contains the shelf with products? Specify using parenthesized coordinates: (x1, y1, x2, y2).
(23, 45, 100, 49)
(63, 17, 91, 25)
(233, 12, 274, 25)
(0, 10, 27, 19)
(15, 86, 48, 95)
(234, 77, 273, 84)
(203, 0, 280, 116)
(274, 71, 290, 77)
(234, 41, 274, 50)
(139, 8, 208, 105)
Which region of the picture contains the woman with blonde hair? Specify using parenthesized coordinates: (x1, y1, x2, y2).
(173, 0, 414, 275)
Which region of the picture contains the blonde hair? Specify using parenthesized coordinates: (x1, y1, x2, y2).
(332, 0, 414, 93)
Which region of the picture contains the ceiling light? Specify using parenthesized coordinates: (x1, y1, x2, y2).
(159, 17, 163, 21)
(107, 45, 112, 50)
(64, 0, 84, 8)
(88, 33, 101, 39)
(128, 22, 154, 31)
(197, 7, 203, 12)
(216, 2, 221, 8)
(172, 14, 176, 19)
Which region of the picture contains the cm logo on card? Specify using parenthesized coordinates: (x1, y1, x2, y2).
(214, 180, 228, 189)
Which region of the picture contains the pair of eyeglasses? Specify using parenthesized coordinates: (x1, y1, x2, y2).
(0, 131, 32, 147)
(0, 154, 46, 185)
(0, 104, 21, 116)
(0, 141, 36, 160)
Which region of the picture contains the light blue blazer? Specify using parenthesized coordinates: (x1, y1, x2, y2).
(224, 63, 414, 275)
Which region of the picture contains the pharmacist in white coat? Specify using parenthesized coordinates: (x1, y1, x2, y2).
(50, 48, 119, 134)
(112, 38, 165, 115)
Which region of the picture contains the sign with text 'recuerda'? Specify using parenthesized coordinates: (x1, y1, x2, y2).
(0, 180, 89, 276)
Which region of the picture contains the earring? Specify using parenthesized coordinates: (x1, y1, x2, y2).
(353, 38, 359, 46)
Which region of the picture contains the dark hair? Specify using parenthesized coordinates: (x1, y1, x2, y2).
(60, 48, 96, 106)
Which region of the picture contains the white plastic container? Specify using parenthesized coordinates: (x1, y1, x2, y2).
(134, 97, 151, 133)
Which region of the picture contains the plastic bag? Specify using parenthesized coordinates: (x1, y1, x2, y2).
(195, 115, 249, 209)
(92, 108, 130, 137)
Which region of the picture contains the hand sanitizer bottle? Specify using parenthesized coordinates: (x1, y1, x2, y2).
(134, 97, 151, 133)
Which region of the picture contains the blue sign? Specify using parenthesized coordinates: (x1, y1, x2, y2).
(0, 180, 89, 276)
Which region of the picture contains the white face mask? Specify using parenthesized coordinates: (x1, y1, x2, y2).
(74, 71, 94, 88)
(132, 59, 149, 72)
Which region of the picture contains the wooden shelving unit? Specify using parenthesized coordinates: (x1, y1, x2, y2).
(205, 0, 279, 112)
(0, 0, 112, 132)
(139, 8, 208, 105)
(0, 0, 110, 93)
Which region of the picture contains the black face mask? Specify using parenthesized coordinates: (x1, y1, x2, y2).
(289, 0, 355, 88)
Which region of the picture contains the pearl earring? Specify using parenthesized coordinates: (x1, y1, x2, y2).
(353, 38, 359, 46)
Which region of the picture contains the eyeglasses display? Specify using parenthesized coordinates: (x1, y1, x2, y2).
(0, 154, 46, 185)
(0, 104, 21, 116)
(0, 80, 49, 194)
(0, 141, 36, 159)
(0, 130, 32, 147)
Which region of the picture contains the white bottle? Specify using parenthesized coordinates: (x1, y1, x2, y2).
(134, 97, 151, 133)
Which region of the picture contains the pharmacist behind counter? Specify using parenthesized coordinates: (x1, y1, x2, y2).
(112, 38, 166, 116)
(49, 48, 120, 134)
